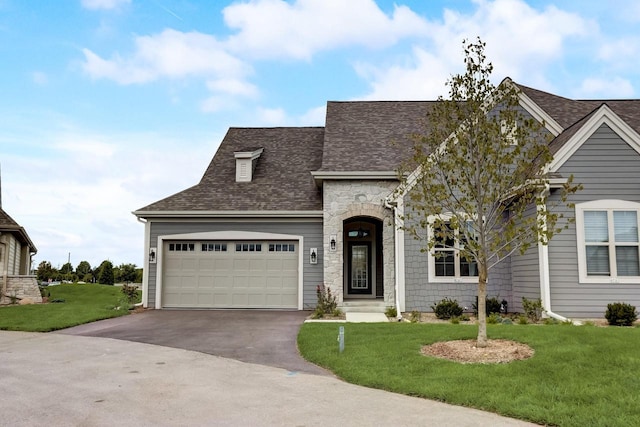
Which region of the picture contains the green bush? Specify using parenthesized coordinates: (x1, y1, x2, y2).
(121, 284, 139, 304)
(518, 315, 528, 325)
(605, 302, 638, 326)
(522, 297, 543, 323)
(487, 313, 502, 324)
(431, 297, 463, 320)
(313, 284, 338, 318)
(409, 310, 421, 323)
(472, 296, 502, 315)
(385, 306, 397, 318)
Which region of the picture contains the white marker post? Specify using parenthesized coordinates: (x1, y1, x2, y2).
(338, 326, 344, 353)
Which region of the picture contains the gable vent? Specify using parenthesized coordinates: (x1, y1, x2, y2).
(234, 148, 264, 182)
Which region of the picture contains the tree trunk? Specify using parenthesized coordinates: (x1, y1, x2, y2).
(477, 265, 488, 348)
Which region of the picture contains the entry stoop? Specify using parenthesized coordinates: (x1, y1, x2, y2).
(340, 300, 387, 313)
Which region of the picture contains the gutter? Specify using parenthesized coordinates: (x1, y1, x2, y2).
(384, 197, 403, 321)
(136, 217, 150, 308)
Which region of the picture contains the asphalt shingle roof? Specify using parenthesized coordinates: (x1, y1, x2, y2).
(137, 127, 324, 212)
(319, 101, 434, 172)
(138, 81, 640, 215)
(0, 207, 37, 251)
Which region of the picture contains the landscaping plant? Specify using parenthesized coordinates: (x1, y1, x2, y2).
(605, 302, 638, 326)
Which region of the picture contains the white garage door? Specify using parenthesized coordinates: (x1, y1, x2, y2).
(162, 240, 298, 309)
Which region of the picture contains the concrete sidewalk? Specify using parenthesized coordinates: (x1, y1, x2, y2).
(1, 331, 536, 427)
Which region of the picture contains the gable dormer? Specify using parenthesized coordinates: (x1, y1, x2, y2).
(234, 147, 264, 182)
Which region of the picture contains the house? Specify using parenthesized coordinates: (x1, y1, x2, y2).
(0, 201, 40, 305)
(133, 79, 640, 319)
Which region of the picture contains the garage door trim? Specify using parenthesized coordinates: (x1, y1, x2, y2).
(155, 231, 304, 309)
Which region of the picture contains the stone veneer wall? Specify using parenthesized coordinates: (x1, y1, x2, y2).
(1, 275, 42, 305)
(323, 180, 398, 305)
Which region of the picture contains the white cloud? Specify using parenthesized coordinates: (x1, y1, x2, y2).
(299, 105, 327, 126)
(356, 0, 588, 100)
(223, 0, 429, 60)
(206, 78, 259, 98)
(3, 128, 217, 268)
(577, 77, 635, 98)
(81, 0, 130, 11)
(82, 29, 250, 84)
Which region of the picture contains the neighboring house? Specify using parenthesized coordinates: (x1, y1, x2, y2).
(0, 203, 40, 304)
(134, 79, 640, 319)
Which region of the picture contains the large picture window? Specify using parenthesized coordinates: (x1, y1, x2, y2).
(428, 217, 478, 283)
(576, 200, 640, 283)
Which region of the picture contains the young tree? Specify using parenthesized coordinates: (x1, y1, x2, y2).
(398, 38, 579, 347)
(98, 260, 115, 285)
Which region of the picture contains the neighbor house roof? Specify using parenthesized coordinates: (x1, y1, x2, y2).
(135, 127, 324, 214)
(0, 207, 37, 252)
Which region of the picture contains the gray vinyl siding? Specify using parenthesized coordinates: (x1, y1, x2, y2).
(510, 202, 542, 313)
(147, 220, 323, 309)
(402, 212, 510, 312)
(548, 123, 640, 317)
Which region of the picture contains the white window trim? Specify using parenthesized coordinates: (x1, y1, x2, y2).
(575, 199, 640, 284)
(427, 214, 478, 284)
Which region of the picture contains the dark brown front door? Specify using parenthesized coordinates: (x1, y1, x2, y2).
(347, 242, 372, 295)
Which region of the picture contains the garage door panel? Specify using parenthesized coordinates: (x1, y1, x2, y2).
(163, 240, 298, 309)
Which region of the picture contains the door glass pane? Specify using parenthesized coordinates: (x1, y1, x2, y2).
(614, 211, 638, 243)
(616, 246, 640, 276)
(584, 211, 609, 242)
(351, 246, 368, 289)
(586, 245, 610, 275)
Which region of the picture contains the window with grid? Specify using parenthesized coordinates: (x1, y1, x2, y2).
(577, 201, 640, 283)
(430, 219, 478, 281)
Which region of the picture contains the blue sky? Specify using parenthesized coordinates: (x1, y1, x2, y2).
(2, 0, 640, 270)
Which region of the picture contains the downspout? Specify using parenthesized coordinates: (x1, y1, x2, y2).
(0, 233, 8, 302)
(537, 184, 572, 323)
(384, 197, 403, 321)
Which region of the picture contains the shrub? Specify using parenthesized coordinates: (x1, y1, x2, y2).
(385, 306, 397, 318)
(450, 316, 460, 324)
(522, 297, 543, 323)
(409, 310, 421, 323)
(472, 296, 502, 316)
(431, 297, 463, 320)
(605, 302, 638, 326)
(313, 284, 338, 318)
(121, 284, 139, 304)
(518, 315, 528, 325)
(487, 313, 502, 324)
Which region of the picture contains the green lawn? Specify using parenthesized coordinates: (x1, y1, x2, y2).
(0, 284, 141, 332)
(298, 322, 640, 427)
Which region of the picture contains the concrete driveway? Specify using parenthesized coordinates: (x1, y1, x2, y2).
(57, 309, 330, 375)
(1, 331, 537, 426)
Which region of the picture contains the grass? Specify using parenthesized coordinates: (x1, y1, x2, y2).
(298, 322, 640, 426)
(0, 283, 141, 332)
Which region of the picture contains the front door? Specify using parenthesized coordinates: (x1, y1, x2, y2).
(347, 242, 372, 295)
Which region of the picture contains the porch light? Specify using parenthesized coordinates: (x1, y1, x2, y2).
(330, 235, 337, 251)
(310, 248, 318, 264)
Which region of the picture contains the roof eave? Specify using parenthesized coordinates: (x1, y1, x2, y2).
(132, 210, 324, 219)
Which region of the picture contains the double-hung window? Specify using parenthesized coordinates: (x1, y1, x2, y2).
(428, 217, 478, 282)
(576, 200, 640, 283)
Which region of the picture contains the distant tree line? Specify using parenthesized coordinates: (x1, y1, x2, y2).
(36, 260, 142, 285)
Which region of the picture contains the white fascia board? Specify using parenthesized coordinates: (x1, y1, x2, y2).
(517, 90, 563, 137)
(234, 147, 264, 160)
(310, 171, 399, 180)
(549, 104, 640, 172)
(133, 210, 323, 219)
